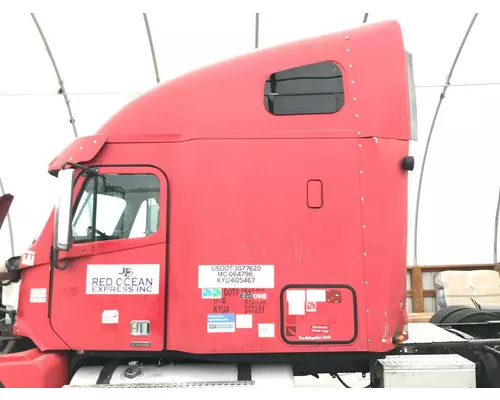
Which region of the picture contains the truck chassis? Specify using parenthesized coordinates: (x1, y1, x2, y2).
(2, 304, 500, 388)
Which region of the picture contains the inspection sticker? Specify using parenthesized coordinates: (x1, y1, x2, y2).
(86, 264, 160, 295)
(202, 288, 222, 299)
(29, 288, 46, 303)
(198, 265, 274, 289)
(207, 313, 235, 333)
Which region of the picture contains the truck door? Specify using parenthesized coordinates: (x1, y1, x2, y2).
(49, 165, 168, 351)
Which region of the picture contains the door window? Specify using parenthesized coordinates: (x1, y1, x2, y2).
(72, 173, 160, 243)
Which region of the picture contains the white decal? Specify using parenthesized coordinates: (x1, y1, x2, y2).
(29, 288, 46, 303)
(287, 289, 306, 315)
(86, 264, 160, 295)
(102, 310, 119, 324)
(306, 289, 326, 303)
(21, 250, 36, 266)
(288, 301, 305, 315)
(236, 314, 253, 329)
(198, 265, 274, 289)
(286, 289, 305, 302)
(258, 323, 275, 338)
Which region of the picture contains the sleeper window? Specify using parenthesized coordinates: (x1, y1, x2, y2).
(264, 61, 344, 115)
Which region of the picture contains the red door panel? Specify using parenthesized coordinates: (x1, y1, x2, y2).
(49, 165, 168, 351)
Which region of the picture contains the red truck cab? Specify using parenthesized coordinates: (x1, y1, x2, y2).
(0, 19, 416, 387)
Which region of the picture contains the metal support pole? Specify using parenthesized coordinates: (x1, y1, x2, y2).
(30, 13, 78, 138)
(255, 13, 260, 49)
(494, 187, 500, 263)
(143, 13, 161, 84)
(413, 13, 478, 265)
(0, 177, 14, 257)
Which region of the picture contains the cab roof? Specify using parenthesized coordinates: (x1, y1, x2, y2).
(49, 20, 408, 174)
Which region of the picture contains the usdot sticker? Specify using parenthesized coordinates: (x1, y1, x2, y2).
(202, 288, 222, 299)
(236, 314, 253, 329)
(86, 264, 160, 295)
(207, 314, 235, 333)
(102, 310, 119, 324)
(29, 288, 46, 303)
(198, 265, 274, 289)
(258, 323, 275, 338)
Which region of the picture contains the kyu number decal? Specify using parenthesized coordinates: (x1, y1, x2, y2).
(86, 264, 160, 295)
(198, 265, 274, 289)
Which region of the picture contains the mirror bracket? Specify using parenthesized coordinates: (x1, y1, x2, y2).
(50, 247, 70, 271)
(61, 162, 98, 177)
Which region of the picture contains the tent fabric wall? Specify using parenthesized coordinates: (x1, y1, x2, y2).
(0, 12, 499, 265)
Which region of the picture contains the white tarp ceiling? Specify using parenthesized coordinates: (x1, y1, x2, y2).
(0, 12, 499, 266)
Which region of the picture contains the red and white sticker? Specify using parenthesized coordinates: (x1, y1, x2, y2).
(21, 250, 36, 266)
(306, 301, 317, 312)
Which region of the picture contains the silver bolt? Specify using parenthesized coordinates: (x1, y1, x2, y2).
(353, 97, 357, 101)
(79, 146, 83, 150)
(360, 170, 363, 174)
(366, 310, 369, 313)
(365, 281, 368, 284)
(347, 48, 350, 52)
(362, 225, 366, 228)
(364, 252, 367, 256)
(351, 80, 355, 84)
(355, 114, 359, 118)
(358, 144, 362, 148)
(361, 197, 364, 200)
(349, 64, 353, 68)
(93, 140, 98, 144)
(345, 35, 349, 39)
(357, 131, 361, 135)
(368, 340, 371, 343)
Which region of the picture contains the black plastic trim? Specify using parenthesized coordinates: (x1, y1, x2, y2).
(96, 360, 120, 384)
(279, 284, 358, 345)
(237, 364, 251, 381)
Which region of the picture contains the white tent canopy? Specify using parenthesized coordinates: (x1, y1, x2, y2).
(0, 12, 499, 266)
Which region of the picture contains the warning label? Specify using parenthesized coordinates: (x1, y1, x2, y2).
(198, 265, 274, 289)
(85, 264, 160, 295)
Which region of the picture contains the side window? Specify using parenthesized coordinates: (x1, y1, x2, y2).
(264, 61, 344, 116)
(72, 173, 160, 243)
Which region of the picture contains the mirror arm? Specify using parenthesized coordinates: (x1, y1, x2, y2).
(50, 247, 70, 271)
(61, 162, 98, 175)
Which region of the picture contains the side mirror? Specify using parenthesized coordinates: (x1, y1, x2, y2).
(54, 168, 75, 251)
